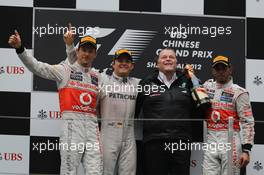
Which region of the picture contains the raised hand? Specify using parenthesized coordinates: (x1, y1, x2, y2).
(63, 23, 75, 46)
(8, 30, 22, 49)
(239, 152, 250, 168)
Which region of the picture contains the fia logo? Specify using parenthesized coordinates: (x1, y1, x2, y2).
(38, 109, 48, 119)
(107, 29, 157, 60)
(253, 76, 263, 86)
(253, 161, 263, 171)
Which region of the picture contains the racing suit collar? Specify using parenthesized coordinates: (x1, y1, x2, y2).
(112, 72, 128, 83)
(216, 77, 233, 89)
(74, 62, 91, 73)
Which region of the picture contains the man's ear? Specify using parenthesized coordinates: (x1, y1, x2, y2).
(76, 48, 79, 57)
(111, 60, 115, 67)
(130, 63, 134, 71)
(156, 62, 160, 69)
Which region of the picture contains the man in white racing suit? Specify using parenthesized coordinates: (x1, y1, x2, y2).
(202, 56, 255, 175)
(8, 31, 103, 175)
(100, 49, 139, 175)
(65, 34, 139, 175)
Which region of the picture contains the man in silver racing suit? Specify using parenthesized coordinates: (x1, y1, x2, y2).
(202, 56, 255, 175)
(8, 31, 103, 175)
(66, 40, 139, 175)
(100, 49, 139, 175)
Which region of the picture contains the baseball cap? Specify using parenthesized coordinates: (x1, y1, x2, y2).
(78, 35, 97, 49)
(212, 56, 230, 67)
(114, 49, 133, 61)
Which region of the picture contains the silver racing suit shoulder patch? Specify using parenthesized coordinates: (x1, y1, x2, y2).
(90, 73, 98, 86)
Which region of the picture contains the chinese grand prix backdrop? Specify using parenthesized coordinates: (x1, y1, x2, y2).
(33, 9, 245, 91)
(0, 0, 264, 175)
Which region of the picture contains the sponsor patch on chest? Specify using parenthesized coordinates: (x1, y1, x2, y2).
(108, 93, 136, 100)
(90, 74, 98, 86)
(206, 89, 215, 99)
(70, 71, 83, 81)
(179, 82, 187, 88)
(220, 91, 234, 103)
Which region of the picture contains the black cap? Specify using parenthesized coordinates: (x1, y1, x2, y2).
(114, 49, 133, 61)
(212, 56, 230, 67)
(79, 35, 97, 49)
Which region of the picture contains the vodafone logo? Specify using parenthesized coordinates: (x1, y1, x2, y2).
(211, 111, 220, 123)
(80, 93, 92, 106)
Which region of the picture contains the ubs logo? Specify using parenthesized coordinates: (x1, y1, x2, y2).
(253, 161, 263, 171)
(253, 76, 263, 86)
(0, 153, 23, 161)
(0, 66, 4, 74)
(0, 66, 25, 75)
(190, 159, 197, 167)
(38, 109, 48, 119)
(38, 109, 61, 119)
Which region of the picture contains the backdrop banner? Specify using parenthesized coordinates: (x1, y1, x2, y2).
(33, 9, 245, 91)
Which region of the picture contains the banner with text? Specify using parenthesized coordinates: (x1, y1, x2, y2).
(34, 9, 245, 91)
